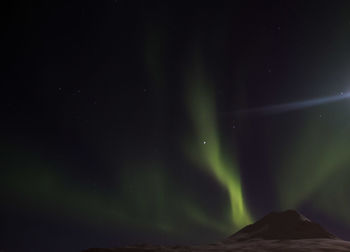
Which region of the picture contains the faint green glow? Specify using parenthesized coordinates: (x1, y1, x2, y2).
(309, 169, 350, 227)
(0, 145, 234, 240)
(0, 150, 127, 229)
(277, 111, 350, 211)
(186, 60, 252, 229)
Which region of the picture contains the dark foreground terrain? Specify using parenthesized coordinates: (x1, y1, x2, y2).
(82, 210, 350, 252)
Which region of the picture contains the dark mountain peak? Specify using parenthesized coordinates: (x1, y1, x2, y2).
(227, 209, 337, 241)
(81, 210, 350, 252)
(256, 209, 310, 226)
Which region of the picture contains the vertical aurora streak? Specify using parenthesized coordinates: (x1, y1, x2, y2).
(186, 60, 252, 229)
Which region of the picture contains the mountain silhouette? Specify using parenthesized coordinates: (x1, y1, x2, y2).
(82, 210, 350, 252)
(226, 209, 337, 241)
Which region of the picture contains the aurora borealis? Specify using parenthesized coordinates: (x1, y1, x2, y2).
(3, 1, 350, 252)
(186, 57, 252, 228)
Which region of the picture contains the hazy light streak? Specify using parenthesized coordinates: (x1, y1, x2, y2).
(237, 92, 350, 115)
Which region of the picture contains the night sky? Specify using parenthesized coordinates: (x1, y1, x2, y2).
(3, 1, 350, 251)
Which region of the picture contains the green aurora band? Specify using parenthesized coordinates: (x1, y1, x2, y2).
(186, 60, 252, 229)
(0, 33, 254, 241)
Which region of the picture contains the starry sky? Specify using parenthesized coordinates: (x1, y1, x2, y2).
(3, 1, 350, 251)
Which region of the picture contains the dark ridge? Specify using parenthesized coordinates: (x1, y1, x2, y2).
(81, 210, 344, 251)
(227, 209, 337, 241)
